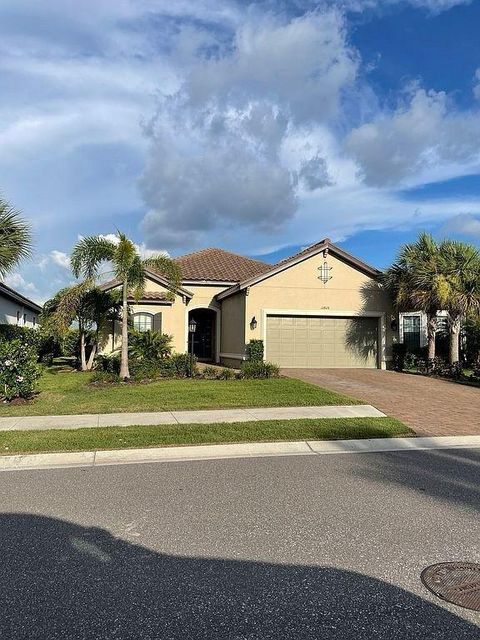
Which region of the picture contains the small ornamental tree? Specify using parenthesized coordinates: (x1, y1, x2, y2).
(0, 339, 41, 401)
(71, 232, 181, 381)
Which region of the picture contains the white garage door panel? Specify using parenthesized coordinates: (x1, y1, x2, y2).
(266, 315, 379, 368)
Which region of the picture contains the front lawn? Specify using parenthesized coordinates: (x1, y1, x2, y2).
(0, 367, 360, 416)
(0, 417, 410, 454)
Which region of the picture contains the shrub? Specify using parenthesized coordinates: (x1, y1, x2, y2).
(95, 353, 121, 374)
(216, 367, 236, 380)
(90, 370, 118, 384)
(129, 330, 173, 361)
(201, 365, 218, 379)
(391, 343, 407, 371)
(240, 361, 280, 379)
(0, 324, 39, 347)
(0, 340, 41, 401)
(170, 353, 197, 378)
(246, 339, 264, 362)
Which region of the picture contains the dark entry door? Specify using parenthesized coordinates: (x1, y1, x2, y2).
(190, 309, 215, 361)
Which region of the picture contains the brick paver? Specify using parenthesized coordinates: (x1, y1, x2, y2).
(283, 369, 480, 436)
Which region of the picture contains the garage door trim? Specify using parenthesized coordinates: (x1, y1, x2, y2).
(262, 309, 386, 369)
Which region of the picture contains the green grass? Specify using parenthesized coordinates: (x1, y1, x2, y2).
(0, 418, 411, 455)
(0, 367, 359, 417)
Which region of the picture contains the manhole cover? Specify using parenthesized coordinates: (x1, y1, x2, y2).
(421, 562, 480, 611)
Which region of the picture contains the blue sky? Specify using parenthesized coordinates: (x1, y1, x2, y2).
(1, 0, 479, 299)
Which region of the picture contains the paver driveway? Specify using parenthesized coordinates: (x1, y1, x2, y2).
(283, 369, 480, 436)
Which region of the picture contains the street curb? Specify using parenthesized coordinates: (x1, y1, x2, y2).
(1, 435, 479, 472)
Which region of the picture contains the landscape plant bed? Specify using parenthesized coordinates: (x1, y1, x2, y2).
(0, 368, 360, 416)
(0, 417, 411, 455)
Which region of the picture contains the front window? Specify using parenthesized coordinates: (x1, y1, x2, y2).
(403, 315, 421, 350)
(133, 313, 153, 332)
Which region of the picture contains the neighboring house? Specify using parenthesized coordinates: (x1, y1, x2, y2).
(101, 238, 398, 369)
(0, 282, 42, 328)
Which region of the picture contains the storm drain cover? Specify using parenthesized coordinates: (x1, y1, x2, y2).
(421, 562, 480, 611)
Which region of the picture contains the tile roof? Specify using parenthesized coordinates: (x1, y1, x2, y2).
(127, 292, 170, 302)
(275, 238, 331, 266)
(174, 248, 271, 282)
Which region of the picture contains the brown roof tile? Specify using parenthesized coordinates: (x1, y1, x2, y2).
(127, 292, 170, 302)
(175, 248, 271, 282)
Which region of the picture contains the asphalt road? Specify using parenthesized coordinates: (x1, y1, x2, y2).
(1, 448, 479, 639)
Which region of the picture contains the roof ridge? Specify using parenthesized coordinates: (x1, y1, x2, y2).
(175, 246, 270, 266)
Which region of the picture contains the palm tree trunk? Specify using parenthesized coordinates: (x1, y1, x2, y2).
(79, 325, 87, 371)
(449, 316, 461, 364)
(120, 281, 130, 381)
(86, 343, 97, 371)
(427, 313, 436, 361)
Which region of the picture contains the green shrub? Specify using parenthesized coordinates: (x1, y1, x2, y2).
(90, 370, 118, 384)
(95, 353, 121, 374)
(216, 367, 236, 380)
(0, 324, 39, 347)
(129, 330, 173, 361)
(0, 339, 41, 401)
(201, 365, 218, 379)
(170, 353, 197, 378)
(240, 360, 280, 379)
(246, 339, 264, 362)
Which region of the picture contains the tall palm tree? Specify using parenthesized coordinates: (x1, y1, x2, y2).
(382, 233, 448, 361)
(0, 196, 32, 277)
(439, 240, 480, 364)
(71, 232, 181, 380)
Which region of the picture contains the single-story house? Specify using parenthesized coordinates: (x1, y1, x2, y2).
(101, 238, 398, 369)
(0, 282, 42, 328)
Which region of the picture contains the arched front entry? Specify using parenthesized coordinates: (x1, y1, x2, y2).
(188, 308, 218, 362)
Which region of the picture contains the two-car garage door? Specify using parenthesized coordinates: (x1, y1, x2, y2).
(266, 315, 379, 368)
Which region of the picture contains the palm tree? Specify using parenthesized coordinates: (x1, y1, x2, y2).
(382, 233, 448, 361)
(0, 196, 32, 277)
(439, 240, 480, 364)
(70, 232, 181, 380)
(43, 284, 120, 370)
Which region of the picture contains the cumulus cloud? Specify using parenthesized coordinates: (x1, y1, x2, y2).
(3, 272, 38, 294)
(140, 9, 355, 248)
(298, 154, 333, 190)
(346, 86, 480, 187)
(50, 250, 71, 269)
(440, 213, 480, 237)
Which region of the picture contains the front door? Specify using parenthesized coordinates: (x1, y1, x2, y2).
(189, 308, 216, 361)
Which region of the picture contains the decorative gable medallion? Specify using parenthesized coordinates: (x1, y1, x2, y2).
(318, 261, 332, 284)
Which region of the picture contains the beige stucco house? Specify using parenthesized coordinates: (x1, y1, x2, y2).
(101, 238, 398, 369)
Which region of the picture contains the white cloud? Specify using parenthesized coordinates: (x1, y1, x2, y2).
(140, 9, 356, 248)
(345, 86, 480, 187)
(440, 213, 480, 237)
(3, 272, 38, 294)
(474, 68, 480, 101)
(50, 250, 71, 269)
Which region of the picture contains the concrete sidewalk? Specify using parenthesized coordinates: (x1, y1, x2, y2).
(1, 435, 479, 472)
(0, 404, 385, 431)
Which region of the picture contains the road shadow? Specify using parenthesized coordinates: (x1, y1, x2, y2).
(356, 447, 480, 513)
(0, 513, 477, 639)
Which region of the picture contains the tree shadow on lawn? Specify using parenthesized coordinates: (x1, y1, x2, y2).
(0, 513, 477, 639)
(356, 448, 480, 513)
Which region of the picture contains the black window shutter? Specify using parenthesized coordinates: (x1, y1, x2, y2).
(153, 313, 162, 332)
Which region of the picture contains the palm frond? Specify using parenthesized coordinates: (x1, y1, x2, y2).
(0, 198, 33, 277)
(143, 255, 182, 300)
(71, 236, 116, 279)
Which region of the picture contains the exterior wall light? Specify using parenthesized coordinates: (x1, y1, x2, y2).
(250, 316, 257, 330)
(188, 318, 197, 334)
(390, 315, 398, 332)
